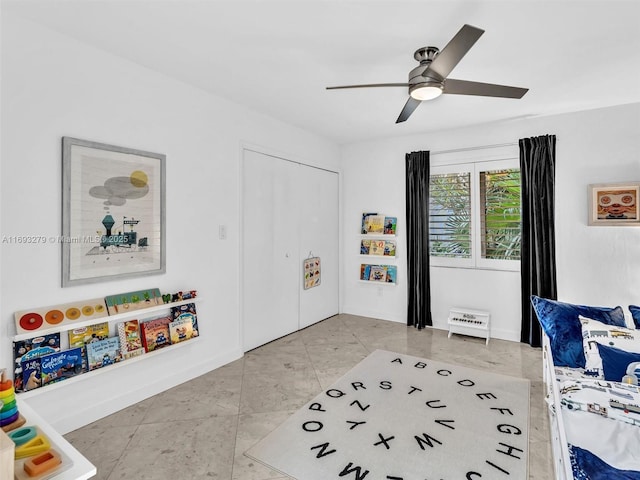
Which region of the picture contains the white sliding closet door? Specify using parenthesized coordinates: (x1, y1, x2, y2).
(242, 149, 339, 351)
(243, 150, 300, 351)
(298, 165, 339, 329)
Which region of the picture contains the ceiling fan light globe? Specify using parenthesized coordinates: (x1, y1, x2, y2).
(409, 84, 443, 101)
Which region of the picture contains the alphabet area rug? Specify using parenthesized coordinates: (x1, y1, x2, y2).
(245, 349, 530, 480)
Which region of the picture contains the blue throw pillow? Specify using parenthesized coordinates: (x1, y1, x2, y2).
(531, 296, 626, 368)
(629, 305, 640, 329)
(570, 444, 640, 479)
(597, 343, 640, 382)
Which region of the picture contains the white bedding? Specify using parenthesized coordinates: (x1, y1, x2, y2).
(547, 359, 640, 478)
(555, 368, 640, 472)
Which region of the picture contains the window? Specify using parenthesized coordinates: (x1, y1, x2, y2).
(429, 159, 521, 270)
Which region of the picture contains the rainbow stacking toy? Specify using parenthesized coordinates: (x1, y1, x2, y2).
(0, 369, 25, 433)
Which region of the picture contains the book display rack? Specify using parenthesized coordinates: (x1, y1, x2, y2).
(359, 212, 398, 285)
(11, 289, 200, 398)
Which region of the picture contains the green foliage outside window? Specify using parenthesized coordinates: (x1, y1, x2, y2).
(429, 168, 521, 261)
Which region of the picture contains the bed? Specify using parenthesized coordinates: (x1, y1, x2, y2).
(536, 296, 640, 480)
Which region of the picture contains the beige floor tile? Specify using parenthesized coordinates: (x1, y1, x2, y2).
(107, 416, 237, 479)
(232, 410, 295, 480)
(64, 314, 554, 479)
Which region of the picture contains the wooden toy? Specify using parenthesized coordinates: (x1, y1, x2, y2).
(23, 449, 62, 477)
(9, 426, 37, 446)
(14, 298, 108, 335)
(104, 288, 161, 314)
(14, 432, 50, 459)
(0, 369, 26, 432)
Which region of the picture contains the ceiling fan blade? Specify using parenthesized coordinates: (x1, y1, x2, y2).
(426, 24, 484, 80)
(444, 78, 528, 98)
(326, 83, 410, 90)
(396, 97, 422, 123)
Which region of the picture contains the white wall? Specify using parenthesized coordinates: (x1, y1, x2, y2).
(341, 103, 640, 339)
(0, 14, 340, 432)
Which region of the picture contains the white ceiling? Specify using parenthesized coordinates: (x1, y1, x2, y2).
(4, 0, 640, 144)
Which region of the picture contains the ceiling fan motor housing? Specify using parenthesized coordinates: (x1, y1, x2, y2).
(409, 46, 444, 99)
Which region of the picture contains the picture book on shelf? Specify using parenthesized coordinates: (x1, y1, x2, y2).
(360, 264, 371, 281)
(13, 333, 61, 392)
(385, 265, 398, 284)
(369, 239, 386, 256)
(364, 214, 385, 234)
(169, 316, 194, 344)
(171, 303, 199, 337)
(384, 217, 397, 235)
(40, 347, 84, 386)
(140, 316, 172, 352)
(360, 239, 371, 255)
(384, 241, 396, 257)
(369, 265, 388, 282)
(361, 212, 378, 234)
(69, 322, 110, 371)
(21, 357, 43, 392)
(86, 337, 122, 371)
(68, 322, 110, 348)
(117, 319, 144, 359)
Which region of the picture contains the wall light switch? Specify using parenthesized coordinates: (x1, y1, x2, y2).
(219, 225, 227, 240)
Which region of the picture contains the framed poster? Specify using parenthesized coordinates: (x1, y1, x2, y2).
(62, 137, 166, 286)
(588, 182, 640, 226)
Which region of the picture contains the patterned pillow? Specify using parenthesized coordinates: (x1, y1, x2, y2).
(596, 343, 640, 382)
(629, 305, 640, 328)
(531, 296, 626, 368)
(580, 316, 640, 378)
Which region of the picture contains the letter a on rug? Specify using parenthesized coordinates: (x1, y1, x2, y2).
(245, 349, 530, 479)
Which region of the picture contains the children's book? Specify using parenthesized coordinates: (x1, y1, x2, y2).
(86, 337, 122, 371)
(117, 319, 144, 359)
(361, 212, 378, 234)
(21, 357, 43, 392)
(384, 241, 397, 257)
(369, 265, 388, 282)
(68, 322, 110, 347)
(171, 303, 199, 338)
(169, 316, 194, 344)
(384, 217, 397, 235)
(369, 239, 386, 256)
(13, 333, 61, 392)
(385, 265, 398, 284)
(360, 239, 371, 255)
(365, 215, 385, 234)
(40, 348, 84, 386)
(140, 316, 172, 352)
(69, 322, 110, 371)
(360, 264, 372, 281)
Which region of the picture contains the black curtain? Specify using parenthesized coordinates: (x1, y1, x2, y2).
(405, 151, 432, 329)
(520, 134, 557, 347)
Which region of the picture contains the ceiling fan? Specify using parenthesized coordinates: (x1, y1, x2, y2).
(326, 24, 528, 123)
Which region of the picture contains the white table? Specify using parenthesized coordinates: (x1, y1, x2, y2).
(13, 400, 96, 480)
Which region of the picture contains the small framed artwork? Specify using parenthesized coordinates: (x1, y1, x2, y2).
(62, 137, 166, 286)
(303, 257, 321, 290)
(588, 182, 640, 226)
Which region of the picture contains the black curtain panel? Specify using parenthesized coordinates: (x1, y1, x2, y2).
(519, 134, 557, 347)
(405, 151, 432, 330)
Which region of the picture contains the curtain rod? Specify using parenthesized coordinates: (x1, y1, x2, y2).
(430, 142, 517, 156)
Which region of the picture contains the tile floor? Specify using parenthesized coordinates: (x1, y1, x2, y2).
(64, 314, 554, 479)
